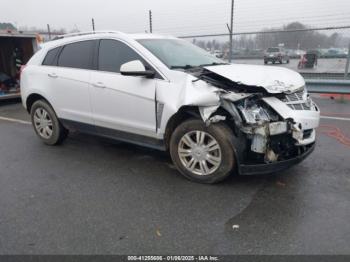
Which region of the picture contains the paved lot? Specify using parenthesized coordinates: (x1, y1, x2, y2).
(233, 58, 348, 74)
(0, 97, 349, 255)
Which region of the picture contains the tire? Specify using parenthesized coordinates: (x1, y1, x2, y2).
(30, 100, 68, 145)
(169, 119, 236, 184)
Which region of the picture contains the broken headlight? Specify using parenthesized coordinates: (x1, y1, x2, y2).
(238, 100, 279, 125)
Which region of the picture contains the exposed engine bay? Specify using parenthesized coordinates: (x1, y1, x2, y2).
(188, 66, 320, 165)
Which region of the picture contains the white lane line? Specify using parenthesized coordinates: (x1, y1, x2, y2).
(0, 116, 31, 125)
(321, 116, 350, 122)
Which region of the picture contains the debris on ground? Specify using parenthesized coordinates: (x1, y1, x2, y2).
(232, 225, 240, 231)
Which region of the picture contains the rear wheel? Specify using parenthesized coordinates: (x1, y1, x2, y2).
(170, 119, 236, 184)
(30, 100, 68, 145)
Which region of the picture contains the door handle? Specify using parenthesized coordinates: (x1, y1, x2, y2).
(48, 73, 58, 78)
(93, 82, 106, 88)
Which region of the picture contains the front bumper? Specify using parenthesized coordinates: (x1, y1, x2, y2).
(264, 56, 280, 62)
(239, 142, 315, 175)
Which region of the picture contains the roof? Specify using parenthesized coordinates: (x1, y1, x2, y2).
(39, 31, 178, 50)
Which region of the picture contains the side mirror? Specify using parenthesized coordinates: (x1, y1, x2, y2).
(120, 60, 155, 78)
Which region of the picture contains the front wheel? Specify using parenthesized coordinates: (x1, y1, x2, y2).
(170, 119, 236, 184)
(30, 100, 68, 145)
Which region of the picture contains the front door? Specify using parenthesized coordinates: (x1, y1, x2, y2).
(90, 39, 157, 138)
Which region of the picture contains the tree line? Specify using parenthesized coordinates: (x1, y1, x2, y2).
(193, 22, 349, 51)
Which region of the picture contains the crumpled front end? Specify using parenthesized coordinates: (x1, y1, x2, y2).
(233, 88, 319, 174)
(188, 67, 320, 175)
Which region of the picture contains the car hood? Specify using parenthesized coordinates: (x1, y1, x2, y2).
(204, 64, 305, 94)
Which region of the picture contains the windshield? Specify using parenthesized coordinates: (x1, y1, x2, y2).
(137, 39, 226, 69)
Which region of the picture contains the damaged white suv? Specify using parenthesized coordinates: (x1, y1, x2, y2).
(21, 31, 320, 184)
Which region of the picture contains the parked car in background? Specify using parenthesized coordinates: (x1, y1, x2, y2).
(213, 50, 224, 58)
(323, 48, 348, 58)
(264, 47, 290, 64)
(285, 49, 305, 59)
(21, 31, 320, 184)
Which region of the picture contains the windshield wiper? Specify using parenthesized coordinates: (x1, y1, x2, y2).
(171, 62, 228, 70)
(170, 65, 195, 70)
(198, 62, 229, 67)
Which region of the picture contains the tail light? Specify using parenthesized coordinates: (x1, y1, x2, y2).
(19, 65, 27, 80)
(20, 65, 27, 75)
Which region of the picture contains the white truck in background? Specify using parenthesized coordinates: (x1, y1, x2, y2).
(0, 30, 38, 100)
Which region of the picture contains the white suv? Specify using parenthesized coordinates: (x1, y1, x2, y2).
(21, 31, 320, 184)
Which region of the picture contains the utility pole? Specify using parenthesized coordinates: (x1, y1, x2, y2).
(149, 10, 153, 33)
(228, 0, 235, 63)
(345, 41, 350, 79)
(47, 24, 51, 40)
(92, 18, 95, 32)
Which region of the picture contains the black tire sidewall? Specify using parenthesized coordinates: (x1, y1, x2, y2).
(170, 119, 236, 184)
(30, 100, 64, 145)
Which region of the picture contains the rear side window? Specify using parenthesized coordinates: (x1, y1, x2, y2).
(42, 47, 61, 66)
(98, 40, 144, 73)
(58, 41, 94, 70)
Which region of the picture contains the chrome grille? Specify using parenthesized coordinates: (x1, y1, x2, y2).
(281, 89, 305, 103)
(287, 103, 312, 111)
(281, 88, 312, 111)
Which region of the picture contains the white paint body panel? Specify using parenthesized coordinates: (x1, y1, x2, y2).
(21, 65, 93, 125)
(90, 71, 157, 137)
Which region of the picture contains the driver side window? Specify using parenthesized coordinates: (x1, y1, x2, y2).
(98, 40, 145, 73)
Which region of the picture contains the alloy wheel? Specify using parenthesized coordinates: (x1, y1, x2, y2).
(178, 131, 222, 176)
(33, 107, 53, 139)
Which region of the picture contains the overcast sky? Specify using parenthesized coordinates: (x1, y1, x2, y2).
(1, 0, 350, 36)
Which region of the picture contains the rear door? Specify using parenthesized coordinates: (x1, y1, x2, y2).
(43, 40, 95, 125)
(90, 39, 157, 138)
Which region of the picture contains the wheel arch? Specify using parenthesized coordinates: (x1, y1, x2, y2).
(26, 93, 52, 113)
(163, 105, 240, 151)
(164, 106, 201, 151)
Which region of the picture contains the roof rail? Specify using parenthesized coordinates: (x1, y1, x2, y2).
(53, 31, 122, 40)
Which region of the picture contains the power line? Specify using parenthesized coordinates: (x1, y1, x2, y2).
(178, 25, 350, 39)
(155, 17, 350, 33)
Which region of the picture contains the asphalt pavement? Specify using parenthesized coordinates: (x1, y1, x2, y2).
(0, 97, 349, 255)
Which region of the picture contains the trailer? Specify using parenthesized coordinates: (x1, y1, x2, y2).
(0, 31, 38, 100)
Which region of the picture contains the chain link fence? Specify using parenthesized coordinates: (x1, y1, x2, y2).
(181, 26, 350, 80)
